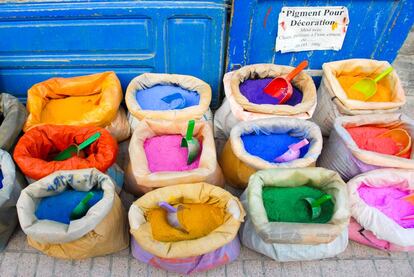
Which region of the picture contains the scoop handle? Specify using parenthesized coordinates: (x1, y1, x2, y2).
(314, 194, 332, 206)
(286, 60, 308, 82)
(374, 67, 393, 83)
(78, 132, 101, 150)
(185, 120, 195, 141)
(289, 138, 309, 151)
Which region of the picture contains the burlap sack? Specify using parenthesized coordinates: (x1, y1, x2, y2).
(219, 118, 322, 189)
(0, 93, 27, 151)
(125, 120, 224, 195)
(128, 182, 245, 259)
(318, 113, 414, 181)
(312, 59, 406, 136)
(0, 150, 23, 251)
(348, 169, 414, 250)
(214, 64, 317, 153)
(17, 168, 129, 259)
(125, 73, 213, 131)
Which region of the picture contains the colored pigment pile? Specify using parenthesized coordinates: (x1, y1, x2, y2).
(35, 190, 104, 224)
(239, 78, 303, 105)
(147, 203, 225, 242)
(241, 132, 309, 163)
(262, 186, 334, 223)
(358, 184, 414, 228)
(136, 85, 200, 110)
(337, 75, 392, 102)
(346, 126, 411, 158)
(144, 135, 201, 172)
(41, 94, 102, 123)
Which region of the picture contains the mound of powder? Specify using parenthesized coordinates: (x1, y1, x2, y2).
(239, 78, 303, 105)
(358, 184, 414, 228)
(241, 132, 309, 163)
(144, 135, 201, 172)
(346, 126, 400, 155)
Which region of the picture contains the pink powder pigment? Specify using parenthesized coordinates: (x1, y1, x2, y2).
(347, 127, 399, 155)
(358, 184, 414, 228)
(144, 135, 201, 173)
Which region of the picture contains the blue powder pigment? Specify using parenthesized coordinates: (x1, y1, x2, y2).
(239, 78, 303, 106)
(241, 132, 309, 163)
(135, 85, 200, 111)
(0, 170, 3, 189)
(35, 190, 104, 224)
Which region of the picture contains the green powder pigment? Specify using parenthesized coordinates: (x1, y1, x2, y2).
(262, 186, 334, 223)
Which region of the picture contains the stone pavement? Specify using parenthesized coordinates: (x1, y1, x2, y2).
(1, 28, 413, 277)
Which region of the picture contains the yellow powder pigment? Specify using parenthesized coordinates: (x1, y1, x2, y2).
(147, 203, 225, 242)
(40, 94, 102, 123)
(337, 75, 392, 102)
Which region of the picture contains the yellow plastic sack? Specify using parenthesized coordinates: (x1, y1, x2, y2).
(24, 72, 128, 140)
(128, 182, 245, 259)
(125, 120, 224, 195)
(17, 169, 129, 259)
(219, 118, 323, 189)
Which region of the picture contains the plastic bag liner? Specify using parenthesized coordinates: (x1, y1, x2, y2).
(125, 73, 212, 129)
(318, 113, 414, 182)
(312, 59, 406, 136)
(214, 64, 317, 153)
(128, 183, 244, 263)
(125, 120, 224, 195)
(0, 149, 23, 251)
(0, 93, 27, 151)
(219, 118, 322, 189)
(23, 71, 130, 142)
(13, 125, 118, 181)
(16, 168, 129, 259)
(348, 169, 414, 251)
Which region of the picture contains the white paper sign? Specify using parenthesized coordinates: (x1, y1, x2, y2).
(275, 6, 349, 53)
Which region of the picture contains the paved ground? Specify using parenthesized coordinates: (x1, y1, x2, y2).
(2, 28, 413, 277)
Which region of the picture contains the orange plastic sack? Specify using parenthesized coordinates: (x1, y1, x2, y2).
(13, 125, 118, 180)
(24, 71, 122, 132)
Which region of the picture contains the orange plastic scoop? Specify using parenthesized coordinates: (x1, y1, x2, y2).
(377, 128, 412, 158)
(264, 60, 308, 104)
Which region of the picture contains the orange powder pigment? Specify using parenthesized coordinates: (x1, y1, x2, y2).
(147, 203, 225, 242)
(41, 94, 102, 123)
(337, 75, 392, 102)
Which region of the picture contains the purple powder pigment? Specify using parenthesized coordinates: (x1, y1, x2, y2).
(239, 78, 303, 106)
(358, 184, 414, 228)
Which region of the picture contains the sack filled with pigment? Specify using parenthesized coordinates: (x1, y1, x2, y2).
(318, 113, 414, 181)
(128, 182, 245, 274)
(125, 120, 224, 195)
(23, 71, 130, 141)
(240, 168, 350, 261)
(0, 93, 27, 151)
(13, 125, 123, 191)
(312, 59, 406, 136)
(219, 117, 322, 189)
(16, 168, 129, 259)
(214, 64, 317, 153)
(0, 150, 23, 251)
(348, 169, 414, 251)
(125, 73, 213, 131)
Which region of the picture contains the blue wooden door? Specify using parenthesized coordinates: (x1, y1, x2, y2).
(0, 0, 229, 107)
(227, 0, 413, 71)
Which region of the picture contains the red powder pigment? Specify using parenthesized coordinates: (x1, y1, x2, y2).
(144, 135, 201, 173)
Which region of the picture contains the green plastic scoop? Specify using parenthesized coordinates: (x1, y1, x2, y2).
(180, 120, 200, 165)
(70, 192, 95, 221)
(350, 67, 394, 100)
(304, 194, 333, 220)
(54, 132, 101, 161)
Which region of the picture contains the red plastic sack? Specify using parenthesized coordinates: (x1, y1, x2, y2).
(14, 125, 118, 180)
